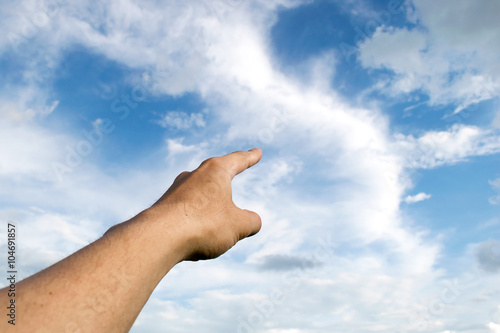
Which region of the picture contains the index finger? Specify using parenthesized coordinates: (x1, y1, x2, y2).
(222, 148, 263, 180)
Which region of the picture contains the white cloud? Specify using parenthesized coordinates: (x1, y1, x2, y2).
(359, 27, 428, 78)
(413, 0, 500, 56)
(489, 306, 500, 333)
(1, 0, 500, 332)
(478, 218, 500, 230)
(0, 208, 101, 281)
(394, 125, 500, 169)
(404, 192, 431, 204)
(494, 110, 500, 129)
(0, 119, 67, 181)
(358, 0, 500, 116)
(165, 138, 209, 159)
(489, 179, 500, 205)
(156, 111, 206, 129)
(0, 82, 60, 122)
(490, 323, 500, 333)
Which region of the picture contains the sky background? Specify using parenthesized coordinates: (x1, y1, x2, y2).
(1, 0, 500, 332)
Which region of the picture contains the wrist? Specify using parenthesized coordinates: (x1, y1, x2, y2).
(139, 204, 194, 264)
(102, 205, 190, 282)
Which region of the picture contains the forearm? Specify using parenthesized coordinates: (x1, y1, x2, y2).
(0, 208, 186, 332)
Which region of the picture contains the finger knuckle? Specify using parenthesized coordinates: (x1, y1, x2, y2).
(202, 156, 223, 169)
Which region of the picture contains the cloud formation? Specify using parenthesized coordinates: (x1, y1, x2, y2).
(489, 179, 500, 205)
(359, 0, 500, 117)
(404, 192, 431, 204)
(476, 240, 500, 273)
(1, 0, 499, 332)
(394, 125, 500, 169)
(156, 111, 206, 130)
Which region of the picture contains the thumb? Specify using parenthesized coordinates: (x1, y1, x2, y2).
(237, 209, 262, 240)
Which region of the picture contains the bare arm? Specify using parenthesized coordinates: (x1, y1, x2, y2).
(0, 148, 263, 332)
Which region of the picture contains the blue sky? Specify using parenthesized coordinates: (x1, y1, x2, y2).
(1, 0, 500, 332)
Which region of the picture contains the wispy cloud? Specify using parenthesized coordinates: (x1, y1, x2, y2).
(156, 111, 206, 130)
(394, 125, 500, 169)
(358, 0, 500, 119)
(1, 0, 500, 332)
(489, 178, 500, 205)
(404, 192, 432, 204)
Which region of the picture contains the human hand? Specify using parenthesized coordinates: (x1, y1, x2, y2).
(150, 148, 263, 261)
(1, 148, 262, 333)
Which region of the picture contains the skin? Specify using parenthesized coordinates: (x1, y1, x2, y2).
(0, 148, 263, 332)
